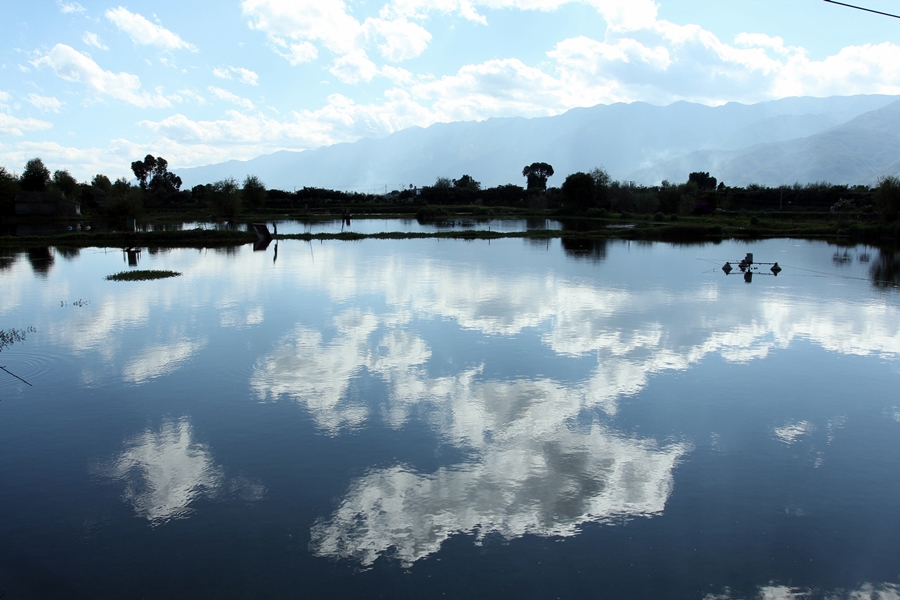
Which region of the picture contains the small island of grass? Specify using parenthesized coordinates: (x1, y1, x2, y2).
(105, 270, 182, 281)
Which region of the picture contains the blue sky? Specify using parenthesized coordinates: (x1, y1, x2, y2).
(2, 0, 900, 182)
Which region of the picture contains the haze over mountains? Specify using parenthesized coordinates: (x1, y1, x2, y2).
(179, 95, 900, 191)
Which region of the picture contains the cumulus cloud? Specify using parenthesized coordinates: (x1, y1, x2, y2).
(33, 44, 172, 108)
(82, 31, 109, 50)
(208, 86, 255, 110)
(242, 0, 433, 74)
(26, 93, 63, 113)
(105, 6, 196, 51)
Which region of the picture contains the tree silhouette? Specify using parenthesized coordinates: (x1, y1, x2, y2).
(562, 172, 595, 210)
(522, 162, 554, 191)
(20, 158, 50, 192)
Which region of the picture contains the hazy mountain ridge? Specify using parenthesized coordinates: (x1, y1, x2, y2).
(630, 99, 900, 186)
(178, 95, 900, 190)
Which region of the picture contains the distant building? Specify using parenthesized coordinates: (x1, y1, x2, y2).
(15, 191, 81, 217)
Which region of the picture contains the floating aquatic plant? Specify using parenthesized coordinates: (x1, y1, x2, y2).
(105, 270, 182, 281)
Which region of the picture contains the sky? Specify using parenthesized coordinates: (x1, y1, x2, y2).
(2, 0, 900, 182)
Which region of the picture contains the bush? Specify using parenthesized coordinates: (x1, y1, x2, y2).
(653, 212, 666, 222)
(750, 215, 759, 226)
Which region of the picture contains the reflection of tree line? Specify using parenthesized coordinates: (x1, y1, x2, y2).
(870, 246, 900, 287)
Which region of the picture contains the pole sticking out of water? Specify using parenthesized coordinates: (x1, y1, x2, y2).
(0, 365, 32, 387)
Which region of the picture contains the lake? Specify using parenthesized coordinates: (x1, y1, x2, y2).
(1, 237, 899, 599)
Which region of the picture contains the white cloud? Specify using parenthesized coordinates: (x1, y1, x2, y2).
(57, 1, 86, 14)
(33, 44, 172, 109)
(171, 89, 207, 105)
(139, 90, 433, 151)
(208, 86, 255, 110)
(269, 37, 318, 65)
(231, 66, 259, 86)
(330, 50, 379, 84)
(213, 66, 259, 86)
(105, 6, 197, 51)
(82, 31, 109, 50)
(243, 0, 433, 69)
(26, 93, 63, 113)
(366, 17, 431, 62)
(0, 112, 54, 136)
(243, 0, 362, 55)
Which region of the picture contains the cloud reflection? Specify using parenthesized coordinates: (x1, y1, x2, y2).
(250, 310, 430, 435)
(310, 425, 686, 567)
(705, 582, 900, 599)
(100, 417, 224, 524)
(123, 338, 206, 384)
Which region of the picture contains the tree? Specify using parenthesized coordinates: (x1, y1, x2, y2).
(561, 172, 595, 211)
(590, 166, 611, 208)
(242, 175, 267, 208)
(523, 162, 554, 191)
(453, 174, 480, 192)
(688, 171, 717, 190)
(131, 155, 156, 190)
(52, 169, 80, 200)
(91, 174, 112, 193)
(132, 155, 182, 202)
(20, 158, 50, 192)
(875, 175, 900, 221)
(209, 178, 242, 218)
(0, 166, 21, 215)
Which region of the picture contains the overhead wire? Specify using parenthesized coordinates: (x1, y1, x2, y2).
(823, 0, 900, 19)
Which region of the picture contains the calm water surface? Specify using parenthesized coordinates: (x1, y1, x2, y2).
(1, 238, 899, 599)
(169, 217, 563, 235)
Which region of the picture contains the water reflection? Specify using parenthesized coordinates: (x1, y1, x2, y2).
(870, 246, 900, 287)
(311, 424, 686, 567)
(27, 246, 54, 276)
(100, 417, 224, 524)
(123, 337, 207, 384)
(0, 252, 16, 272)
(705, 582, 900, 599)
(560, 237, 608, 262)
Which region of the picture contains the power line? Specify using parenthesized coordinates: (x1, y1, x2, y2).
(823, 0, 900, 19)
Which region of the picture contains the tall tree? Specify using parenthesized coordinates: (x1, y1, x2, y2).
(131, 155, 156, 190)
(20, 158, 51, 192)
(522, 162, 554, 191)
(52, 169, 80, 199)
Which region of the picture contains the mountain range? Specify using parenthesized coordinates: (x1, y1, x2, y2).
(178, 94, 900, 191)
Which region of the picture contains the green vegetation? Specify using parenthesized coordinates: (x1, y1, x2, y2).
(105, 270, 182, 281)
(4, 156, 900, 247)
